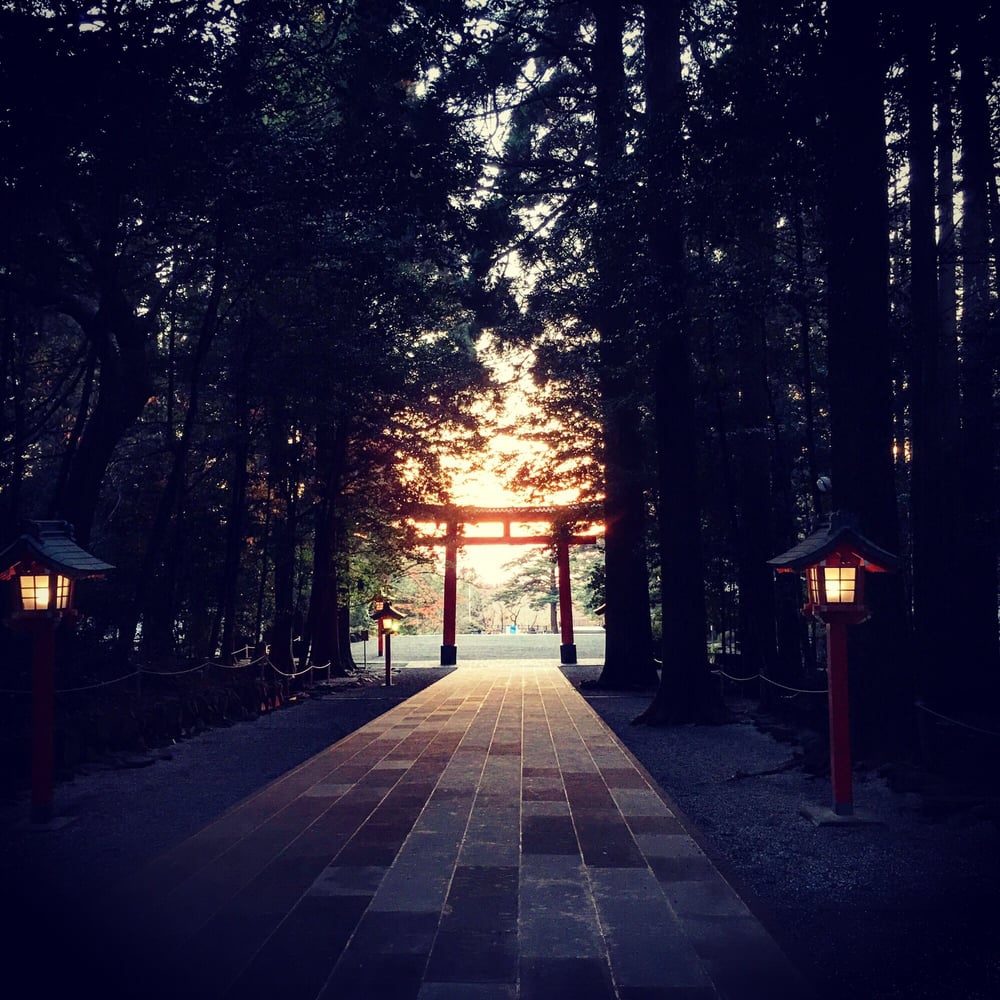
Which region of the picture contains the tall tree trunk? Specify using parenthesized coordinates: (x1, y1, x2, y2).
(57, 309, 152, 547)
(634, 0, 725, 725)
(906, 12, 957, 701)
(792, 207, 825, 521)
(934, 16, 960, 452)
(217, 334, 253, 662)
(266, 415, 299, 676)
(55, 192, 154, 547)
(305, 423, 348, 674)
(590, 0, 658, 689)
(305, 479, 335, 669)
(730, 0, 779, 689)
(824, 2, 911, 756)
(954, 5, 999, 687)
(592, 0, 656, 687)
(49, 347, 96, 520)
(337, 593, 357, 674)
(216, 426, 250, 661)
(1, 312, 28, 528)
(253, 489, 272, 649)
(121, 263, 224, 658)
(786, 204, 823, 676)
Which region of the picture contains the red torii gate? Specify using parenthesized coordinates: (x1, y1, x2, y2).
(407, 503, 603, 666)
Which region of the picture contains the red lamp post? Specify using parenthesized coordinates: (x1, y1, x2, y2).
(366, 590, 389, 657)
(769, 512, 897, 820)
(0, 521, 112, 825)
(372, 599, 405, 687)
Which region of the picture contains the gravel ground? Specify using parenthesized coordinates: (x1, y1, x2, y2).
(1, 655, 997, 1000)
(571, 669, 1000, 1000)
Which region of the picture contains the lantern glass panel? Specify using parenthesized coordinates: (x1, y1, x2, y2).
(19, 574, 69, 611)
(806, 567, 821, 604)
(823, 566, 856, 604)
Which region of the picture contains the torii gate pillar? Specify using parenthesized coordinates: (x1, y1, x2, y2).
(557, 535, 577, 664)
(441, 525, 458, 666)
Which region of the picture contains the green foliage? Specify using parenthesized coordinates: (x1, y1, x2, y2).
(0, 0, 497, 666)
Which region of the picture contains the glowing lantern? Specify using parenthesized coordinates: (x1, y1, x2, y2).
(372, 599, 406, 687)
(769, 512, 897, 820)
(769, 513, 896, 626)
(0, 520, 112, 824)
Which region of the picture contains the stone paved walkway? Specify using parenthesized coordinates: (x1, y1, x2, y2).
(105, 664, 814, 999)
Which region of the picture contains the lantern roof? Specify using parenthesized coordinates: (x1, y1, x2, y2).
(373, 599, 405, 621)
(767, 512, 898, 574)
(0, 520, 114, 580)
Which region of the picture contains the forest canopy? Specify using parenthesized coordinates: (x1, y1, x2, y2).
(1, 1, 997, 753)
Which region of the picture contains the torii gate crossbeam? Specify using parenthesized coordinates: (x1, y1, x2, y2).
(407, 504, 603, 666)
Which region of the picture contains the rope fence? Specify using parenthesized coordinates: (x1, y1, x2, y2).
(6, 653, 995, 739)
(711, 666, 828, 696)
(710, 671, 1000, 736)
(915, 700, 1000, 738)
(0, 648, 343, 697)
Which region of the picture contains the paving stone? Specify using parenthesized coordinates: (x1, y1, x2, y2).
(665, 878, 752, 918)
(554, 749, 597, 766)
(467, 807, 520, 842)
(346, 909, 440, 956)
(224, 893, 371, 1000)
(632, 832, 706, 859)
(648, 855, 720, 884)
(369, 864, 454, 913)
(309, 865, 387, 896)
(613, 788, 676, 816)
(522, 781, 567, 801)
(573, 808, 646, 868)
(359, 768, 408, 787)
(483, 753, 521, 773)
(519, 867, 604, 958)
(520, 852, 585, 879)
(333, 841, 405, 867)
(459, 839, 520, 866)
(616, 989, 719, 999)
(522, 814, 580, 855)
(589, 867, 710, 991)
(372, 832, 459, 911)
(626, 813, 686, 835)
(424, 865, 519, 982)
(230, 851, 335, 914)
(319, 953, 426, 1000)
(520, 956, 616, 999)
(302, 782, 355, 798)
(679, 914, 816, 998)
(563, 772, 617, 809)
(418, 985, 516, 999)
(521, 799, 570, 816)
(600, 767, 652, 789)
(204, 893, 369, 998)
(411, 800, 475, 837)
(423, 928, 518, 984)
(445, 865, 519, 920)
